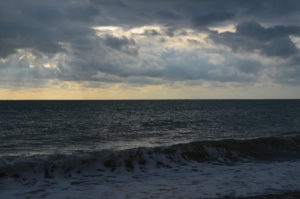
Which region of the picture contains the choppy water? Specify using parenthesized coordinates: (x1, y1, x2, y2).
(1, 100, 300, 199)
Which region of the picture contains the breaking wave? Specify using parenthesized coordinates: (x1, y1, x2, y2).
(1, 135, 300, 178)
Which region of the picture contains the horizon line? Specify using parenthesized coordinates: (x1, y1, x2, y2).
(0, 98, 299, 101)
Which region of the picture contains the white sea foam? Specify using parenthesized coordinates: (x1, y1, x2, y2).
(1, 136, 300, 199)
(1, 160, 300, 199)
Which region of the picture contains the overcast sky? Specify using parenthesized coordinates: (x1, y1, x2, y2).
(1, 0, 300, 99)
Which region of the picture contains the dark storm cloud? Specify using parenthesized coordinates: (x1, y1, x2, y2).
(1, 0, 300, 58)
(192, 12, 234, 27)
(1, 0, 300, 87)
(103, 35, 139, 55)
(156, 11, 181, 20)
(236, 22, 300, 41)
(209, 21, 300, 57)
(0, 0, 98, 58)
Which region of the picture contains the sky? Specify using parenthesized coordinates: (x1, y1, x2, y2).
(1, 0, 300, 99)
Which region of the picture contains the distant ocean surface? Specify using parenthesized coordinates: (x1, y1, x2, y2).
(1, 100, 300, 199)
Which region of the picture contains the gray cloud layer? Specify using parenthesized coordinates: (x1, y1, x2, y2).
(1, 0, 300, 88)
(209, 21, 300, 57)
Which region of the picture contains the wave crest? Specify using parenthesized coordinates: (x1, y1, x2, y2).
(1, 136, 300, 178)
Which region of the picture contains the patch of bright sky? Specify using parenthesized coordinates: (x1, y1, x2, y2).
(290, 36, 300, 48)
(93, 25, 208, 50)
(130, 25, 161, 34)
(209, 24, 236, 33)
(16, 49, 65, 70)
(93, 26, 120, 32)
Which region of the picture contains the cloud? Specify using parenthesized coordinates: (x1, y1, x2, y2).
(192, 12, 234, 27)
(103, 35, 139, 55)
(209, 21, 300, 57)
(1, 0, 300, 58)
(236, 22, 300, 41)
(1, 0, 300, 93)
(0, 0, 98, 58)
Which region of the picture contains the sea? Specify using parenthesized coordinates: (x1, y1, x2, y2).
(0, 100, 300, 199)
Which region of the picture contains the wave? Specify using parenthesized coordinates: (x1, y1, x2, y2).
(1, 135, 300, 178)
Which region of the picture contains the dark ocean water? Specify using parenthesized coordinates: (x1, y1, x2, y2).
(1, 100, 300, 199)
(1, 100, 300, 155)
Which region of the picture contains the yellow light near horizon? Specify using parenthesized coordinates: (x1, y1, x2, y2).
(1, 81, 300, 100)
